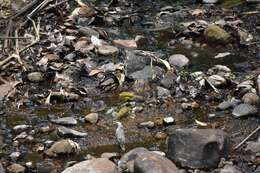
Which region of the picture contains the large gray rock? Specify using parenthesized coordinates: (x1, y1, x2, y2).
(167, 129, 229, 169)
(125, 50, 150, 74)
(134, 152, 179, 173)
(57, 126, 87, 138)
(232, 103, 258, 118)
(61, 158, 118, 173)
(119, 147, 149, 172)
(129, 66, 164, 80)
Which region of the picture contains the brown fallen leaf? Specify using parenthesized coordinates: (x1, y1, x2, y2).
(0, 81, 21, 99)
(113, 39, 137, 49)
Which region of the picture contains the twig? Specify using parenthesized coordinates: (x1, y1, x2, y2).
(234, 126, 260, 150)
(45, 0, 68, 11)
(15, 30, 27, 71)
(3, 20, 13, 50)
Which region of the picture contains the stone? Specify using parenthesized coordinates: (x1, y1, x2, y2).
(36, 159, 56, 173)
(7, 164, 25, 173)
(139, 121, 155, 128)
(204, 25, 231, 43)
(157, 86, 171, 98)
(203, 0, 218, 3)
(257, 75, 260, 95)
(97, 45, 119, 56)
(219, 165, 243, 173)
(27, 72, 44, 82)
(0, 163, 5, 173)
(134, 152, 179, 173)
(129, 66, 164, 80)
(51, 117, 77, 126)
(57, 126, 87, 137)
(13, 125, 31, 133)
(101, 152, 119, 159)
(163, 117, 175, 125)
(232, 103, 258, 118)
(169, 54, 190, 68)
(9, 152, 21, 161)
(155, 132, 168, 140)
(113, 39, 137, 49)
(119, 147, 149, 172)
(160, 71, 177, 88)
(85, 113, 99, 124)
(45, 139, 80, 157)
(61, 158, 118, 173)
(167, 128, 229, 169)
(125, 51, 150, 74)
(217, 101, 237, 110)
(208, 75, 227, 87)
(245, 137, 260, 153)
(242, 92, 260, 105)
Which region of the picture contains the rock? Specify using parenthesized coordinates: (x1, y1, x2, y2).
(36, 159, 56, 173)
(57, 126, 87, 137)
(7, 164, 25, 173)
(232, 103, 258, 118)
(219, 165, 243, 173)
(61, 158, 118, 173)
(160, 71, 177, 88)
(119, 147, 149, 172)
(134, 152, 179, 173)
(113, 39, 137, 49)
(0, 163, 5, 173)
(139, 121, 155, 128)
(203, 0, 218, 3)
(242, 92, 260, 105)
(130, 66, 164, 80)
(9, 152, 21, 161)
(208, 75, 227, 87)
(125, 51, 150, 74)
(167, 128, 229, 169)
(163, 117, 175, 125)
(45, 139, 80, 157)
(13, 125, 31, 133)
(157, 86, 171, 98)
(155, 132, 168, 140)
(51, 117, 77, 126)
(169, 54, 190, 68)
(27, 72, 44, 82)
(257, 75, 260, 95)
(204, 25, 231, 43)
(101, 152, 119, 159)
(217, 100, 238, 110)
(85, 113, 99, 124)
(97, 45, 119, 56)
(245, 137, 260, 153)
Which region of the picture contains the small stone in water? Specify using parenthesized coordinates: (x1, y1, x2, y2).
(85, 113, 99, 124)
(163, 117, 175, 125)
(169, 54, 190, 68)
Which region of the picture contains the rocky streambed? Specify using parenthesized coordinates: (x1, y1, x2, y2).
(0, 0, 260, 172)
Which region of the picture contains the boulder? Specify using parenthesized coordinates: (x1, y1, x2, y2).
(134, 152, 179, 173)
(61, 158, 118, 173)
(167, 128, 229, 169)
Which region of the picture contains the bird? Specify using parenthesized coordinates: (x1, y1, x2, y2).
(114, 121, 126, 151)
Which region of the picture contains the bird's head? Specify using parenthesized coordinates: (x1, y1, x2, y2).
(113, 121, 122, 127)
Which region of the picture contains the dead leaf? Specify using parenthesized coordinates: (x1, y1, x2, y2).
(113, 39, 137, 49)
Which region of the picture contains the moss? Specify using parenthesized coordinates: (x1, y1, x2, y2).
(204, 24, 231, 44)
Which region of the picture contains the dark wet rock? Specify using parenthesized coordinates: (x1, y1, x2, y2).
(85, 113, 99, 124)
(204, 25, 231, 43)
(7, 164, 25, 173)
(51, 117, 77, 126)
(45, 139, 80, 157)
(119, 147, 149, 172)
(157, 86, 171, 98)
(167, 129, 229, 169)
(208, 75, 227, 87)
(0, 163, 5, 173)
(219, 165, 243, 173)
(61, 158, 118, 173)
(57, 126, 87, 137)
(36, 159, 56, 173)
(139, 121, 155, 128)
(242, 92, 260, 105)
(97, 45, 119, 56)
(129, 66, 164, 80)
(232, 103, 258, 118)
(27, 72, 44, 82)
(160, 71, 177, 88)
(169, 54, 190, 68)
(134, 152, 179, 173)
